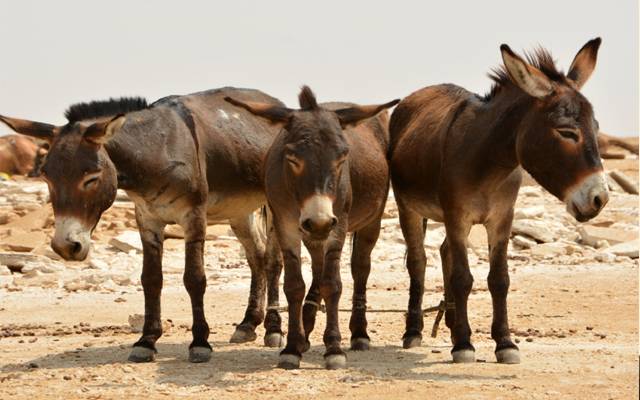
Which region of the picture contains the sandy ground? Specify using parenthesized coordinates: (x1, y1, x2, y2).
(0, 152, 638, 399)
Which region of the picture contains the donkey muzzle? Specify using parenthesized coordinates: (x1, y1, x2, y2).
(299, 195, 338, 240)
(51, 217, 92, 261)
(565, 172, 609, 222)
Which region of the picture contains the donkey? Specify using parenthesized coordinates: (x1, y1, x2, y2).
(225, 87, 399, 369)
(388, 38, 608, 364)
(0, 87, 288, 363)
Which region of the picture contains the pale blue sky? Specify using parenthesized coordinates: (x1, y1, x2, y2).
(0, 0, 637, 136)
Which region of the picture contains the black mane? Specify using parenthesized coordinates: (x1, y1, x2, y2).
(484, 47, 566, 101)
(298, 85, 319, 111)
(64, 97, 148, 123)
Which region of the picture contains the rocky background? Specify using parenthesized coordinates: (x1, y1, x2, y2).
(0, 139, 638, 399)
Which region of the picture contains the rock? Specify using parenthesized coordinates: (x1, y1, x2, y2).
(578, 226, 637, 247)
(21, 261, 65, 275)
(128, 314, 172, 333)
(0, 252, 58, 271)
(514, 206, 545, 220)
(0, 230, 48, 252)
(603, 240, 639, 259)
(109, 231, 142, 253)
(512, 235, 537, 249)
(511, 220, 556, 243)
(3, 205, 53, 231)
(594, 252, 616, 262)
(88, 259, 109, 270)
(530, 243, 567, 258)
(164, 225, 184, 239)
(519, 186, 542, 197)
(13, 270, 61, 288)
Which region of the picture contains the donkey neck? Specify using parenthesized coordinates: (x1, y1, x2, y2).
(475, 88, 535, 172)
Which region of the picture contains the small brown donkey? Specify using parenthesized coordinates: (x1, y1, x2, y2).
(389, 39, 608, 364)
(226, 87, 399, 369)
(0, 88, 288, 363)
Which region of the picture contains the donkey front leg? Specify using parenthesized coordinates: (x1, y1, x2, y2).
(320, 234, 347, 370)
(229, 214, 267, 344)
(349, 218, 383, 351)
(129, 210, 166, 363)
(278, 240, 306, 369)
(263, 218, 284, 347)
(486, 211, 520, 364)
(182, 206, 212, 363)
(301, 239, 324, 352)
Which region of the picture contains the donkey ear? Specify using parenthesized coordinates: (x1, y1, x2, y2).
(0, 115, 57, 142)
(567, 37, 602, 90)
(500, 44, 554, 99)
(224, 97, 293, 124)
(84, 114, 126, 145)
(334, 99, 400, 128)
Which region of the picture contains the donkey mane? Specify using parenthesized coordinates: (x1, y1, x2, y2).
(484, 47, 565, 101)
(298, 86, 319, 111)
(65, 97, 148, 123)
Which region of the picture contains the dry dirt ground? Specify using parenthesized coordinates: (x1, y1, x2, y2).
(0, 155, 638, 399)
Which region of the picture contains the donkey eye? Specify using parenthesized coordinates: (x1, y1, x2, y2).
(556, 128, 580, 142)
(82, 172, 101, 190)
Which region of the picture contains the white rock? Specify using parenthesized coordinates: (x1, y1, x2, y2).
(604, 240, 639, 259)
(512, 220, 556, 243)
(514, 206, 545, 220)
(530, 243, 567, 258)
(512, 235, 537, 249)
(109, 231, 142, 253)
(13, 271, 61, 288)
(594, 252, 616, 262)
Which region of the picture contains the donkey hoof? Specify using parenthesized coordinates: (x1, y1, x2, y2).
(188, 346, 212, 363)
(452, 349, 475, 363)
(128, 346, 156, 363)
(264, 332, 284, 348)
(325, 354, 347, 370)
(350, 338, 370, 351)
(278, 354, 301, 370)
(402, 335, 422, 349)
(230, 328, 257, 344)
(496, 348, 521, 364)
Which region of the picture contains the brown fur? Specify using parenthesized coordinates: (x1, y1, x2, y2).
(0, 134, 40, 175)
(389, 39, 607, 360)
(226, 86, 399, 368)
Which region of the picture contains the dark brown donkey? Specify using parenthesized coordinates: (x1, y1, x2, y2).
(389, 39, 608, 364)
(0, 88, 288, 362)
(226, 87, 398, 369)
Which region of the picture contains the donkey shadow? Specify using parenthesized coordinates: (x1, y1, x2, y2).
(1, 340, 517, 389)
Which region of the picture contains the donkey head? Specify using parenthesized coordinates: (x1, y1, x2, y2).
(0, 101, 134, 260)
(226, 86, 398, 240)
(499, 38, 608, 222)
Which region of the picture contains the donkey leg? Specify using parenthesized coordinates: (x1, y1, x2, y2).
(397, 205, 427, 349)
(486, 212, 520, 364)
(229, 214, 267, 344)
(349, 218, 382, 351)
(277, 223, 305, 369)
(321, 236, 347, 370)
(182, 207, 212, 363)
(443, 217, 474, 363)
(263, 214, 284, 347)
(129, 211, 165, 363)
(300, 240, 324, 353)
(439, 238, 456, 343)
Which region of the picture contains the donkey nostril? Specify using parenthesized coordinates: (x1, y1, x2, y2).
(330, 217, 338, 228)
(301, 219, 313, 232)
(71, 241, 82, 255)
(593, 195, 602, 210)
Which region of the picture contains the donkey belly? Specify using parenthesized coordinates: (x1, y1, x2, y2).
(205, 189, 265, 222)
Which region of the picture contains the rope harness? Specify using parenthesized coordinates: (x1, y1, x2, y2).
(267, 298, 456, 338)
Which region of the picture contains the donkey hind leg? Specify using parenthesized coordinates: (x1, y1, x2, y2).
(397, 205, 428, 349)
(229, 213, 267, 344)
(486, 212, 520, 364)
(439, 238, 456, 343)
(263, 207, 284, 347)
(443, 216, 474, 363)
(182, 206, 212, 363)
(129, 211, 166, 363)
(301, 239, 324, 353)
(349, 217, 383, 351)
